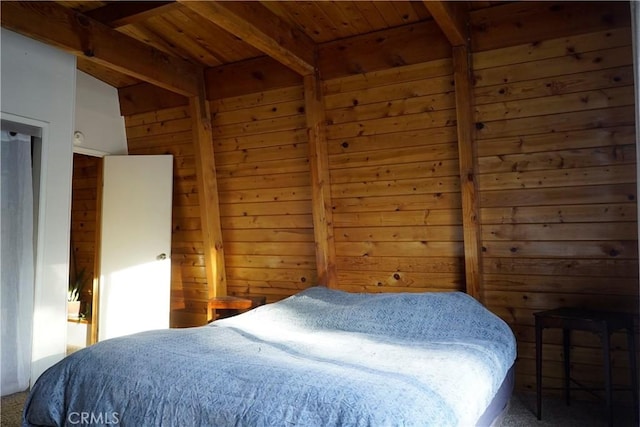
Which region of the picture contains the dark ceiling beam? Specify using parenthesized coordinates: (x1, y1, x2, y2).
(1, 1, 199, 96)
(84, 1, 177, 28)
(177, 0, 316, 76)
(423, 1, 469, 46)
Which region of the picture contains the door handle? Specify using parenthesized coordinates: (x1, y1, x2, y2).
(157, 253, 167, 260)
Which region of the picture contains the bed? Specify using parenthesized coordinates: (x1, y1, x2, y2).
(23, 286, 516, 426)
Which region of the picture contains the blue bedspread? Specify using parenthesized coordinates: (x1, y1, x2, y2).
(23, 287, 516, 426)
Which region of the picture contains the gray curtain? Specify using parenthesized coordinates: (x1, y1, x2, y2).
(1, 130, 35, 395)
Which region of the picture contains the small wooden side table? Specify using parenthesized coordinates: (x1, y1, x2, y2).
(534, 307, 638, 426)
(209, 295, 266, 321)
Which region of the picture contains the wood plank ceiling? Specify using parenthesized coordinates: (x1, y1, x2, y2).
(6, 1, 505, 90)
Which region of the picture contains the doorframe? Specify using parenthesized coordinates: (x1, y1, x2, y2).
(90, 157, 103, 344)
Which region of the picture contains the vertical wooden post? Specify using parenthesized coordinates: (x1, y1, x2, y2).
(453, 44, 483, 301)
(189, 78, 227, 321)
(303, 73, 337, 288)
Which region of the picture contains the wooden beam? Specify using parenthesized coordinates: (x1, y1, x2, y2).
(188, 82, 227, 320)
(118, 83, 188, 116)
(318, 20, 450, 80)
(424, 0, 469, 46)
(77, 56, 141, 88)
(471, 1, 631, 52)
(178, 0, 316, 76)
(452, 44, 483, 301)
(1, 1, 199, 96)
(303, 73, 337, 287)
(84, 1, 177, 28)
(206, 56, 303, 100)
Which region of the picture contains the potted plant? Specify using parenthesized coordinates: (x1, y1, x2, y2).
(68, 267, 88, 319)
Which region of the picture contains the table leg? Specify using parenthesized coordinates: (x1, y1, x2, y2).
(626, 325, 639, 424)
(536, 319, 543, 420)
(563, 328, 571, 406)
(601, 327, 613, 427)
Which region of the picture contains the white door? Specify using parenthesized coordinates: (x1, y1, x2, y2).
(98, 155, 173, 341)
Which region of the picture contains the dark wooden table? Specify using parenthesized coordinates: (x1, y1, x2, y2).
(534, 307, 638, 426)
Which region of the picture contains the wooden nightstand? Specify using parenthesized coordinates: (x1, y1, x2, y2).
(209, 295, 266, 321)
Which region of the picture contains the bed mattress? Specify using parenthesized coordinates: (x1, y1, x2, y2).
(476, 364, 515, 426)
(23, 287, 517, 426)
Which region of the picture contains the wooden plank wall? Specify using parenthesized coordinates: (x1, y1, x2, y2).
(210, 85, 317, 302)
(471, 4, 638, 398)
(124, 103, 212, 327)
(324, 59, 466, 293)
(70, 153, 100, 315)
(115, 1, 638, 399)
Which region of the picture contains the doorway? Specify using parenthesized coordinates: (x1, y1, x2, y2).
(68, 153, 102, 352)
(0, 120, 42, 396)
(68, 153, 174, 346)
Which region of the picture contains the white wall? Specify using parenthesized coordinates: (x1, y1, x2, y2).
(1, 29, 76, 383)
(75, 71, 127, 156)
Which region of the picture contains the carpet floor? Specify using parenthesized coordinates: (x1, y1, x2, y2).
(501, 393, 637, 427)
(1, 390, 637, 426)
(1, 391, 27, 427)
